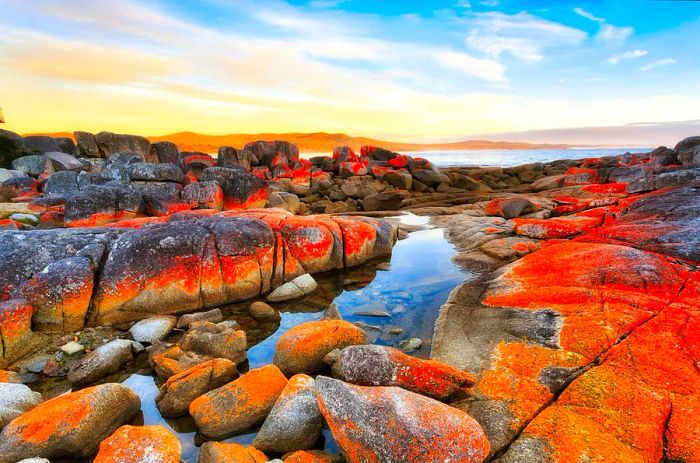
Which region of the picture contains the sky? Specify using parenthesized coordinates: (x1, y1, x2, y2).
(1, 0, 699, 144)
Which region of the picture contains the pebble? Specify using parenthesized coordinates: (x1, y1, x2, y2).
(398, 337, 423, 352)
(354, 310, 391, 317)
(60, 341, 85, 355)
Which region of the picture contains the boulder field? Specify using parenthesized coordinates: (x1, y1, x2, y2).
(0, 208, 396, 368)
(431, 136, 700, 462)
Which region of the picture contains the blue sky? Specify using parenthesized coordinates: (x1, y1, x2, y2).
(1, 0, 699, 144)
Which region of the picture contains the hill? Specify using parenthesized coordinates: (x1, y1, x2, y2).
(24, 131, 572, 154)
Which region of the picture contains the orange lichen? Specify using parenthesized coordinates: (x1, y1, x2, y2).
(93, 425, 181, 463)
(200, 442, 268, 463)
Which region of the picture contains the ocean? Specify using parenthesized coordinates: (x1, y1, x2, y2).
(400, 147, 653, 168)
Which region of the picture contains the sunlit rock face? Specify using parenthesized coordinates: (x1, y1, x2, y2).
(0, 211, 397, 329)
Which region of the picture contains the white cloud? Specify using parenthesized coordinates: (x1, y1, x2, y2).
(465, 12, 587, 62)
(597, 24, 634, 45)
(436, 51, 506, 82)
(574, 7, 604, 23)
(640, 58, 676, 72)
(608, 49, 647, 64)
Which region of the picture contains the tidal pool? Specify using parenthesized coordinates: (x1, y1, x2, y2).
(32, 214, 470, 462)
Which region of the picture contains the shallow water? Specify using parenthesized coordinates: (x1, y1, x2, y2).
(402, 147, 652, 168)
(34, 214, 469, 462)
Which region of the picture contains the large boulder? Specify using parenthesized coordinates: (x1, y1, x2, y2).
(0, 383, 141, 462)
(244, 140, 299, 170)
(253, 374, 324, 454)
(156, 358, 238, 417)
(43, 171, 79, 196)
(674, 136, 700, 166)
(182, 181, 224, 210)
(273, 320, 368, 375)
(315, 377, 490, 463)
(44, 151, 85, 172)
(94, 131, 151, 159)
(0, 383, 42, 429)
(190, 364, 288, 439)
(149, 343, 212, 379)
(92, 425, 181, 463)
(126, 162, 185, 183)
(0, 129, 25, 169)
(150, 141, 179, 165)
(362, 190, 409, 211)
(201, 167, 268, 209)
(12, 155, 52, 177)
(63, 185, 142, 227)
(67, 339, 136, 386)
(331, 345, 475, 400)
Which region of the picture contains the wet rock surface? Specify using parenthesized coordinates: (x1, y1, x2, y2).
(93, 425, 182, 463)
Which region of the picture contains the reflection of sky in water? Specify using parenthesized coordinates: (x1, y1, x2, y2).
(120, 219, 468, 462)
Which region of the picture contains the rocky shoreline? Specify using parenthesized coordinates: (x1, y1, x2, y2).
(0, 130, 698, 462)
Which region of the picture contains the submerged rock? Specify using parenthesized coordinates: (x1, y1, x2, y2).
(156, 358, 238, 417)
(267, 273, 318, 302)
(315, 377, 490, 463)
(282, 450, 345, 462)
(0, 383, 141, 462)
(253, 374, 324, 453)
(149, 343, 211, 379)
(190, 364, 288, 439)
(249, 301, 281, 322)
(93, 425, 181, 463)
(176, 308, 223, 328)
(273, 320, 368, 375)
(331, 345, 475, 400)
(198, 442, 268, 463)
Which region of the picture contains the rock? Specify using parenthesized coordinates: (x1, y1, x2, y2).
(249, 301, 281, 322)
(331, 345, 475, 400)
(94, 131, 151, 159)
(126, 162, 185, 183)
(22, 136, 59, 154)
(244, 140, 299, 170)
(253, 374, 323, 453)
(190, 364, 288, 439)
(149, 343, 211, 379)
(0, 370, 22, 383)
(362, 190, 410, 211)
(74, 132, 101, 158)
(156, 358, 238, 417)
(513, 214, 603, 239)
(0, 383, 141, 462)
(128, 315, 177, 344)
(322, 304, 342, 320)
(363, 146, 398, 162)
(340, 176, 384, 199)
(480, 237, 541, 260)
(60, 341, 85, 355)
(398, 337, 422, 352)
(268, 191, 301, 214)
(201, 167, 268, 209)
(150, 141, 180, 165)
(315, 377, 490, 463)
(43, 171, 79, 196)
(105, 152, 145, 168)
(93, 425, 181, 463)
(44, 152, 85, 172)
(384, 170, 413, 190)
(12, 155, 52, 177)
(198, 442, 268, 463)
(333, 146, 359, 162)
(282, 450, 344, 462)
(16, 459, 51, 463)
(484, 197, 536, 219)
(218, 146, 256, 171)
(67, 339, 135, 386)
(11, 256, 95, 332)
(176, 309, 223, 328)
(63, 185, 141, 227)
(267, 274, 318, 302)
(181, 321, 247, 364)
(674, 136, 700, 165)
(0, 299, 41, 369)
(182, 181, 224, 210)
(0, 383, 42, 429)
(8, 213, 38, 226)
(273, 320, 368, 375)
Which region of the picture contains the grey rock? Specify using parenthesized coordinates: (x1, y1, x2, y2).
(176, 309, 223, 328)
(397, 337, 422, 352)
(128, 316, 177, 344)
(362, 190, 410, 211)
(249, 301, 281, 322)
(94, 131, 151, 159)
(267, 274, 318, 302)
(0, 383, 42, 428)
(44, 152, 85, 172)
(253, 374, 323, 453)
(150, 141, 180, 165)
(12, 155, 52, 177)
(67, 339, 135, 386)
(126, 162, 185, 183)
(181, 321, 247, 364)
(43, 171, 79, 196)
(74, 132, 101, 158)
(22, 136, 59, 154)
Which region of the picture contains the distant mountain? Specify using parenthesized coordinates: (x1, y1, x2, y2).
(25, 131, 572, 154)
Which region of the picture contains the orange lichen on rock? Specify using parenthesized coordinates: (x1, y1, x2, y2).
(93, 425, 181, 463)
(283, 450, 343, 462)
(316, 377, 490, 463)
(331, 216, 377, 267)
(512, 214, 603, 239)
(273, 319, 368, 375)
(199, 442, 268, 463)
(189, 364, 288, 439)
